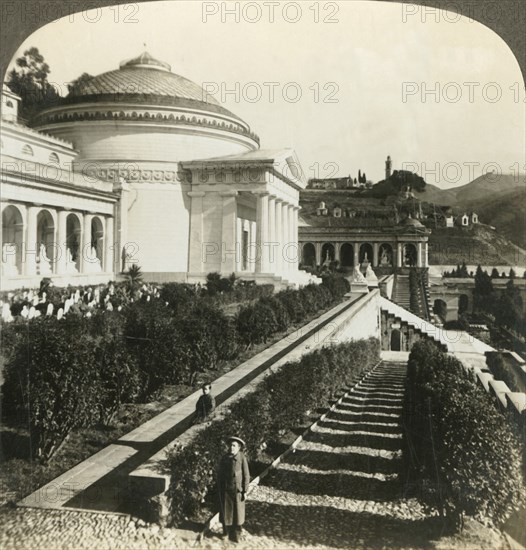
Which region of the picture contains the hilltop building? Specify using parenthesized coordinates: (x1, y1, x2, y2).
(1, 52, 314, 290)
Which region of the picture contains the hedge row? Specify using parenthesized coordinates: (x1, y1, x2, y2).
(165, 337, 380, 526)
(403, 340, 524, 531)
(1, 275, 349, 463)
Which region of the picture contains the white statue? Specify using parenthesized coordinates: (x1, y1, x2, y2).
(2, 243, 19, 276)
(84, 246, 102, 273)
(365, 264, 379, 286)
(351, 265, 367, 284)
(65, 248, 78, 273)
(2, 303, 13, 323)
(57, 308, 64, 320)
(46, 303, 54, 316)
(21, 305, 29, 318)
(380, 246, 391, 266)
(38, 243, 52, 275)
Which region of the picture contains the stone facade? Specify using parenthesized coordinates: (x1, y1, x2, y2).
(2, 54, 313, 289)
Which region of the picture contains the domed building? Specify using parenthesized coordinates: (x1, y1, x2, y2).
(2, 52, 313, 289)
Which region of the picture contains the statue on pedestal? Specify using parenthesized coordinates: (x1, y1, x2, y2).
(84, 246, 102, 273)
(65, 247, 78, 273)
(38, 244, 52, 275)
(2, 243, 19, 276)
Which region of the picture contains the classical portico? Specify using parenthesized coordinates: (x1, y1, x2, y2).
(181, 150, 314, 287)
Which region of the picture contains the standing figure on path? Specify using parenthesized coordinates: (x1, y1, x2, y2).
(194, 382, 216, 423)
(217, 436, 250, 543)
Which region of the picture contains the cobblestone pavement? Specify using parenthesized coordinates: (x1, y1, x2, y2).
(0, 507, 196, 549)
(0, 362, 509, 549)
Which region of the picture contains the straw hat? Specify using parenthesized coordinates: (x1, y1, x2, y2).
(227, 436, 246, 448)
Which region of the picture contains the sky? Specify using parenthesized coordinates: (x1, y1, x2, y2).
(6, 0, 526, 187)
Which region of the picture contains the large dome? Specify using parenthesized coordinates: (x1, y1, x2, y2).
(62, 51, 239, 120)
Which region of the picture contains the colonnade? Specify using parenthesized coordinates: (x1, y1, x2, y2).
(253, 192, 300, 277)
(1, 202, 114, 278)
(301, 240, 429, 268)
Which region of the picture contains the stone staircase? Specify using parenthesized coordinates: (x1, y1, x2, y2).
(392, 273, 410, 309)
(232, 361, 433, 548)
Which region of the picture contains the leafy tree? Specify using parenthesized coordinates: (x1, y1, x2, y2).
(67, 72, 93, 95)
(473, 265, 493, 312)
(509, 268, 516, 280)
(6, 47, 60, 121)
(2, 317, 100, 462)
(490, 268, 500, 279)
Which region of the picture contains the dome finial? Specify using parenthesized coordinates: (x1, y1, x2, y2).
(119, 51, 171, 72)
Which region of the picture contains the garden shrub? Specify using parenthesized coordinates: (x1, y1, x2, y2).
(159, 283, 196, 313)
(91, 311, 142, 425)
(404, 339, 524, 530)
(166, 337, 380, 525)
(2, 316, 101, 463)
(236, 302, 277, 348)
(275, 289, 305, 323)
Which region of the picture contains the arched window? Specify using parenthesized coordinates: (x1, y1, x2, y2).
(22, 144, 34, 156)
(49, 152, 59, 164)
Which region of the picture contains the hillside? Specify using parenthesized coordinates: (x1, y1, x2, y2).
(460, 187, 526, 249)
(454, 173, 525, 204)
(428, 224, 526, 266)
(418, 183, 457, 206)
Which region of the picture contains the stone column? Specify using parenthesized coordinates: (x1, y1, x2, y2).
(288, 204, 296, 273)
(220, 190, 238, 275)
(373, 243, 379, 267)
(417, 242, 423, 268)
(281, 202, 289, 273)
(56, 210, 69, 274)
(105, 216, 114, 274)
(354, 242, 360, 267)
(81, 213, 93, 273)
(24, 206, 39, 276)
(334, 243, 341, 262)
(249, 220, 257, 273)
(275, 199, 283, 275)
(254, 192, 270, 273)
(315, 242, 322, 266)
(187, 191, 206, 273)
(237, 217, 243, 271)
(268, 195, 276, 273)
(397, 242, 403, 268)
(292, 206, 300, 271)
(424, 241, 429, 268)
(115, 179, 129, 272)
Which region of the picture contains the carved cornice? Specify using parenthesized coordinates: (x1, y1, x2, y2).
(34, 109, 260, 145)
(83, 166, 181, 184)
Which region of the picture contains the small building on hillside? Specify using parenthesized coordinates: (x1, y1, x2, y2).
(456, 212, 479, 227)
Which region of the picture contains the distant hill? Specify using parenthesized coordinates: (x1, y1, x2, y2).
(454, 173, 525, 204)
(418, 183, 457, 206)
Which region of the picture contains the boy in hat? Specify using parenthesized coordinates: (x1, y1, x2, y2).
(194, 382, 216, 423)
(217, 436, 250, 543)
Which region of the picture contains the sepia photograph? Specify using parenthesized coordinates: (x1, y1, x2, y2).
(0, 0, 525, 548)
